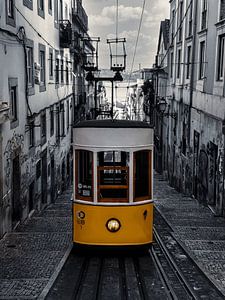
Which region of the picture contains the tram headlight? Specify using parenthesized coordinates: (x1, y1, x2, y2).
(106, 218, 121, 233)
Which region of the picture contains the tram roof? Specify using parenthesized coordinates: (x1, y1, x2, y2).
(73, 119, 153, 129)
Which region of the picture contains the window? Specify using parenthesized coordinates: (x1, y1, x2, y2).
(178, 1, 183, 42)
(186, 46, 191, 79)
(9, 78, 18, 128)
(199, 41, 205, 80)
(201, 0, 207, 30)
(66, 99, 69, 131)
(50, 106, 54, 136)
(10, 86, 17, 121)
(55, 50, 59, 85)
(171, 9, 175, 43)
(54, 0, 59, 28)
(56, 104, 60, 142)
(59, 0, 63, 20)
(38, 0, 45, 18)
(48, 0, 52, 14)
(26, 44, 34, 94)
(60, 102, 65, 137)
(217, 35, 225, 80)
(220, 0, 225, 21)
(188, 0, 193, 36)
(23, 0, 33, 10)
(6, 0, 16, 26)
(97, 151, 129, 202)
(29, 121, 35, 148)
(40, 111, 46, 145)
(134, 150, 152, 201)
(49, 49, 53, 80)
(39, 44, 46, 91)
(170, 51, 174, 78)
(61, 58, 64, 84)
(75, 150, 93, 201)
(66, 60, 69, 84)
(177, 49, 181, 79)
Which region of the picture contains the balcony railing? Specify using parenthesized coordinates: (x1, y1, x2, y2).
(72, 0, 88, 31)
(59, 20, 72, 48)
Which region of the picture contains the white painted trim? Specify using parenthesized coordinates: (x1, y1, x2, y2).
(72, 199, 154, 206)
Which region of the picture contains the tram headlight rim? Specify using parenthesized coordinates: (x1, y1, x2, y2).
(106, 218, 121, 233)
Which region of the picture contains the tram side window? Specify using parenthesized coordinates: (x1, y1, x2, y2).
(98, 151, 129, 202)
(134, 150, 152, 201)
(75, 150, 93, 201)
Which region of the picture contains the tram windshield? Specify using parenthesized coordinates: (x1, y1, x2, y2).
(97, 151, 129, 202)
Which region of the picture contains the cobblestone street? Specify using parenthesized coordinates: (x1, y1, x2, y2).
(0, 189, 72, 299)
(1, 176, 225, 299)
(154, 173, 225, 296)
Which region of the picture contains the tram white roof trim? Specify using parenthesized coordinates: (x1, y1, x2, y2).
(73, 127, 153, 149)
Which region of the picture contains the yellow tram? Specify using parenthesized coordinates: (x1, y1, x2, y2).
(72, 119, 154, 246)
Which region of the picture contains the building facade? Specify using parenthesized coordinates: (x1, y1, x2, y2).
(154, 0, 225, 215)
(0, 0, 92, 237)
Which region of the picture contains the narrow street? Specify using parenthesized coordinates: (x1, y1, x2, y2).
(1, 174, 225, 299)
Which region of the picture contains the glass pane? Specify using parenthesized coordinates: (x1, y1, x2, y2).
(77, 150, 93, 199)
(134, 150, 151, 199)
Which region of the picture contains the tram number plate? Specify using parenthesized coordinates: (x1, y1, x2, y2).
(77, 219, 85, 225)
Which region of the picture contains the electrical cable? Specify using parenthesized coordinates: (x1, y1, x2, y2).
(125, 0, 146, 119)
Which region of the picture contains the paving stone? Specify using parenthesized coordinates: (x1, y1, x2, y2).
(15, 217, 71, 233)
(0, 188, 72, 299)
(0, 279, 48, 298)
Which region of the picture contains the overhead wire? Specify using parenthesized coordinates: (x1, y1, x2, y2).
(125, 0, 146, 119)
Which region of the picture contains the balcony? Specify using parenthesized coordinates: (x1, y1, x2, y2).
(0, 102, 10, 124)
(72, 0, 88, 32)
(59, 20, 72, 48)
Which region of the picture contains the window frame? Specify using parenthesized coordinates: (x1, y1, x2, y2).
(75, 150, 94, 202)
(97, 151, 129, 203)
(217, 34, 225, 81)
(40, 110, 47, 145)
(6, 0, 16, 27)
(8, 78, 19, 128)
(199, 40, 206, 80)
(39, 43, 46, 92)
(186, 45, 192, 79)
(38, 0, 45, 18)
(26, 39, 35, 95)
(177, 48, 181, 79)
(23, 0, 33, 10)
(49, 48, 54, 80)
(201, 0, 207, 30)
(133, 150, 152, 202)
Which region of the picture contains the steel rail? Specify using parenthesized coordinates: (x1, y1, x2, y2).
(152, 228, 199, 300)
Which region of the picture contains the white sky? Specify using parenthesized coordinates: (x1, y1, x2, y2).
(82, 0, 169, 71)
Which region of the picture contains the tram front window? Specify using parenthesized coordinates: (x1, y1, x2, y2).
(75, 150, 93, 201)
(98, 151, 129, 202)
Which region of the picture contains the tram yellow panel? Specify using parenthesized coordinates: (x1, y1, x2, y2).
(73, 202, 153, 246)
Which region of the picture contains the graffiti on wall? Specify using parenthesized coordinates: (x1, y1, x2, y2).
(4, 132, 24, 188)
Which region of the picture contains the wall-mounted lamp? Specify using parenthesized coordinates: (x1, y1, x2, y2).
(156, 97, 177, 120)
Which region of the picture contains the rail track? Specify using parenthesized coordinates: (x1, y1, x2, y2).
(46, 210, 224, 300)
